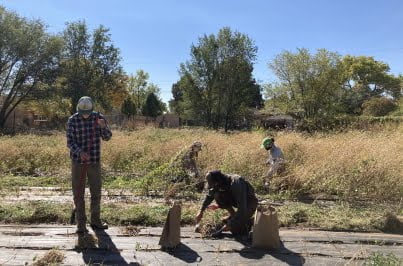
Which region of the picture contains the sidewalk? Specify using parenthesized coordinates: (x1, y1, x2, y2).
(0, 225, 402, 265)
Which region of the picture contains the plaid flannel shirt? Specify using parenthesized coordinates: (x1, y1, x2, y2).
(66, 112, 112, 164)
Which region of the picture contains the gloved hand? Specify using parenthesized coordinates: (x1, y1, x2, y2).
(211, 228, 224, 238)
(207, 204, 219, 210)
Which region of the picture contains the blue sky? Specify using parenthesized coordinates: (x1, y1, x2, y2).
(2, 0, 403, 103)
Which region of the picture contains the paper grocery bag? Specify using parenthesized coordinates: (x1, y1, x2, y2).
(159, 201, 181, 248)
(252, 205, 281, 249)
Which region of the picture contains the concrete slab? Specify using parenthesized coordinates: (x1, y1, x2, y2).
(0, 225, 401, 265)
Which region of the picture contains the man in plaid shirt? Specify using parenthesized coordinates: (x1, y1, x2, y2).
(67, 96, 112, 233)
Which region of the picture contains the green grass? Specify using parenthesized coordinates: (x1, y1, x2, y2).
(0, 175, 68, 189)
(0, 174, 202, 199)
(278, 201, 402, 232)
(365, 252, 402, 266)
(0, 201, 71, 224)
(0, 200, 400, 233)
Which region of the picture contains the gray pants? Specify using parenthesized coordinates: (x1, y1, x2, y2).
(72, 162, 102, 230)
(266, 159, 285, 179)
(214, 191, 258, 235)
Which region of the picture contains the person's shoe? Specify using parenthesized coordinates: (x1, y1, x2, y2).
(90, 222, 108, 230)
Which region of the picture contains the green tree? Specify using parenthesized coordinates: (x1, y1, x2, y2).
(268, 48, 345, 120)
(263, 83, 291, 113)
(127, 69, 162, 114)
(21, 96, 71, 127)
(341, 56, 401, 114)
(169, 78, 186, 115)
(121, 96, 136, 118)
(23, 97, 71, 119)
(59, 21, 124, 114)
(142, 92, 164, 118)
(173, 27, 262, 131)
(0, 6, 63, 129)
(128, 69, 148, 112)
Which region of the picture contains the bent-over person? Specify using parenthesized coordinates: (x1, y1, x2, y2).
(195, 170, 258, 237)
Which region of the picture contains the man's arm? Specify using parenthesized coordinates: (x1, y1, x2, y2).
(200, 189, 215, 212)
(195, 189, 215, 224)
(98, 114, 112, 141)
(266, 150, 274, 165)
(66, 118, 81, 157)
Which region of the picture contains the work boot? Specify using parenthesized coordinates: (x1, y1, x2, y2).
(90, 222, 108, 230)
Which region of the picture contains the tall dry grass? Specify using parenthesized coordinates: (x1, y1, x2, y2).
(0, 126, 402, 200)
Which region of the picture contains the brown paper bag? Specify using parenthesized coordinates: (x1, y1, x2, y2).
(159, 201, 181, 248)
(252, 205, 281, 249)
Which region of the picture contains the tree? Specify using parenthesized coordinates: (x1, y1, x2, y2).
(21, 96, 71, 127)
(263, 83, 291, 113)
(173, 27, 262, 131)
(121, 96, 136, 118)
(127, 69, 148, 112)
(0, 6, 63, 129)
(142, 92, 164, 118)
(106, 73, 129, 110)
(268, 48, 345, 120)
(169, 78, 186, 115)
(341, 56, 401, 114)
(127, 69, 162, 115)
(59, 21, 124, 114)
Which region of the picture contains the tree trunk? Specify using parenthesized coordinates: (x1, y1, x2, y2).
(224, 114, 229, 133)
(0, 116, 6, 129)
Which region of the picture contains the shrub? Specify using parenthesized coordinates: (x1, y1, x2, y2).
(362, 97, 397, 116)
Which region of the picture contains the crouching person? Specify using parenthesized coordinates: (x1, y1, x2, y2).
(170, 141, 204, 190)
(261, 137, 285, 191)
(195, 170, 258, 237)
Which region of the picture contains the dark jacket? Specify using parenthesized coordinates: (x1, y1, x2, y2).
(201, 174, 258, 230)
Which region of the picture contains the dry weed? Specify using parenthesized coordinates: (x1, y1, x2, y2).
(33, 249, 65, 266)
(1, 126, 401, 200)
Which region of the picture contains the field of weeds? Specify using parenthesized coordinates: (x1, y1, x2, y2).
(0, 126, 402, 232)
(0, 126, 402, 200)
